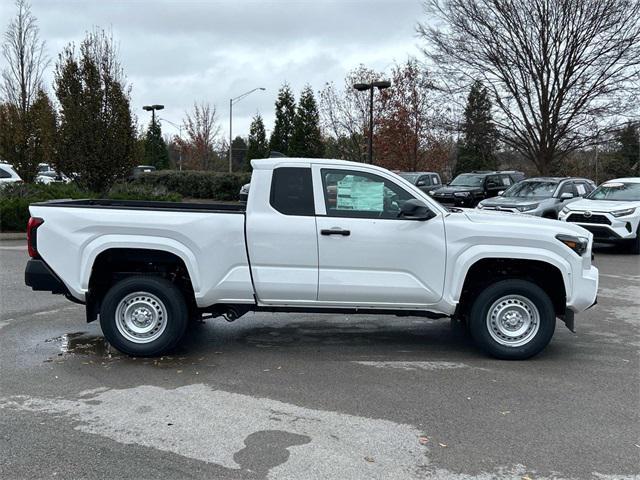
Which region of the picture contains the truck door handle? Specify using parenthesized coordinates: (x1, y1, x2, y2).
(321, 228, 351, 236)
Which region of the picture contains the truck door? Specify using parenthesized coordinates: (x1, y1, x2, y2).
(312, 165, 446, 307)
(245, 167, 318, 304)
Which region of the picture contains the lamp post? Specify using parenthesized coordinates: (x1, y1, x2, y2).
(159, 117, 183, 171)
(353, 80, 391, 164)
(229, 87, 266, 173)
(143, 104, 164, 168)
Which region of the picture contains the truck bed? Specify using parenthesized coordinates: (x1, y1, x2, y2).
(32, 198, 246, 213)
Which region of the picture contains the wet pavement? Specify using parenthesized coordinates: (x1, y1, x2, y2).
(0, 239, 638, 479)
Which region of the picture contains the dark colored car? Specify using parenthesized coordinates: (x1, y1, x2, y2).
(430, 171, 517, 207)
(397, 172, 442, 193)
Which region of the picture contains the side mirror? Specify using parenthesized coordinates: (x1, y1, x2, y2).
(416, 180, 426, 187)
(399, 199, 436, 221)
(560, 192, 574, 200)
(498, 190, 504, 196)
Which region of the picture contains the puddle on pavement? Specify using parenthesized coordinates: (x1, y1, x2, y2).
(45, 332, 115, 359)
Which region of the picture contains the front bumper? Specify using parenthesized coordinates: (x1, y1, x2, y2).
(562, 212, 639, 241)
(567, 265, 599, 313)
(25, 259, 69, 295)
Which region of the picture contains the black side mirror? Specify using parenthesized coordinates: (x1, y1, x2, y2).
(399, 199, 436, 221)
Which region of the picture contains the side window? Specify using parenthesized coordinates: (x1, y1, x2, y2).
(485, 175, 500, 188)
(575, 182, 587, 196)
(417, 175, 430, 186)
(270, 167, 314, 216)
(0, 166, 11, 179)
(431, 174, 440, 185)
(501, 175, 513, 186)
(321, 169, 414, 219)
(558, 182, 576, 196)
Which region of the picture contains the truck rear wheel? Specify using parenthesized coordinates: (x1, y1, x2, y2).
(100, 276, 188, 356)
(469, 279, 555, 360)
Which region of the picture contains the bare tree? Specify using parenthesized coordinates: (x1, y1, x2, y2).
(419, 0, 640, 174)
(319, 65, 383, 162)
(1, 0, 49, 114)
(182, 102, 222, 170)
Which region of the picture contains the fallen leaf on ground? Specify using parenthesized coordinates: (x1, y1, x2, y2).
(418, 436, 429, 445)
(364, 456, 375, 463)
(438, 443, 448, 448)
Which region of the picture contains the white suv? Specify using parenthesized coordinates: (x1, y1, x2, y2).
(559, 177, 640, 254)
(0, 162, 22, 185)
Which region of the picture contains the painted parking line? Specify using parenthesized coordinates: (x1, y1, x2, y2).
(1, 384, 430, 479)
(353, 361, 469, 371)
(0, 245, 26, 250)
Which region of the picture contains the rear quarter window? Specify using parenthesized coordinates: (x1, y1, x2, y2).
(270, 167, 315, 216)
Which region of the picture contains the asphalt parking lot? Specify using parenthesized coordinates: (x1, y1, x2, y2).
(0, 238, 638, 480)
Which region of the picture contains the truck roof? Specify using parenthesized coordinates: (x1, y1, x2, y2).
(251, 157, 384, 171)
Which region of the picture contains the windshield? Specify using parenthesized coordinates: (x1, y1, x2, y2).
(449, 174, 484, 187)
(587, 182, 640, 201)
(398, 173, 420, 183)
(503, 180, 558, 198)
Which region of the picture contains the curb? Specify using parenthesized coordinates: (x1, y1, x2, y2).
(0, 232, 26, 241)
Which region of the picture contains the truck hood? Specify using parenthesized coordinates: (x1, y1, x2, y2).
(460, 209, 590, 237)
(436, 185, 482, 194)
(481, 196, 548, 207)
(562, 198, 640, 212)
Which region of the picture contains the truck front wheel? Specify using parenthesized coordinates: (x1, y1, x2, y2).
(99, 276, 188, 356)
(469, 279, 555, 360)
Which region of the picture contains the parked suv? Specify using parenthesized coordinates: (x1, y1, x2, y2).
(397, 172, 442, 193)
(0, 161, 22, 186)
(477, 177, 595, 218)
(559, 177, 640, 254)
(430, 171, 516, 207)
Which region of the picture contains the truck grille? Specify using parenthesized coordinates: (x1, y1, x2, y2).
(567, 213, 611, 225)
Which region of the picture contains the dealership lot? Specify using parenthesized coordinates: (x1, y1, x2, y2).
(0, 239, 638, 479)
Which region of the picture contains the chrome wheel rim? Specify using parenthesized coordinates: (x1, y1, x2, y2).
(115, 292, 167, 344)
(486, 294, 540, 347)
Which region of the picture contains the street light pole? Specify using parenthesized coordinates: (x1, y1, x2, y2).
(229, 87, 266, 173)
(142, 104, 164, 167)
(353, 80, 391, 164)
(159, 117, 183, 171)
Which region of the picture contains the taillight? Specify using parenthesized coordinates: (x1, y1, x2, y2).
(27, 217, 44, 258)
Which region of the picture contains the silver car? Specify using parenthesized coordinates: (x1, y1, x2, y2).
(477, 177, 595, 218)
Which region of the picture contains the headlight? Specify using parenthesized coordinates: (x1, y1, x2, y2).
(428, 190, 435, 195)
(556, 234, 589, 256)
(454, 192, 471, 197)
(560, 206, 571, 215)
(516, 203, 538, 212)
(611, 207, 636, 217)
(477, 202, 484, 209)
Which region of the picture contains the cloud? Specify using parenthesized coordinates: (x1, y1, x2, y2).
(1, 0, 424, 137)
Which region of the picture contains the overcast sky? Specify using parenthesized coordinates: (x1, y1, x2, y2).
(0, 0, 426, 140)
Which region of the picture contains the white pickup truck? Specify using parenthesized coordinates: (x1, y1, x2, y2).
(25, 158, 598, 359)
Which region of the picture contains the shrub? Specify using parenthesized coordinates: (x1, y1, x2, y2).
(130, 171, 251, 200)
(0, 182, 182, 232)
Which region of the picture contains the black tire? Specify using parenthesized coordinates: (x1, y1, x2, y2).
(100, 276, 188, 357)
(468, 279, 556, 360)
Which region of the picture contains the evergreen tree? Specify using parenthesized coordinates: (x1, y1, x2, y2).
(231, 135, 247, 171)
(144, 119, 169, 169)
(290, 85, 324, 158)
(246, 113, 268, 169)
(268, 84, 295, 155)
(54, 29, 136, 193)
(455, 80, 498, 175)
(617, 122, 639, 173)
